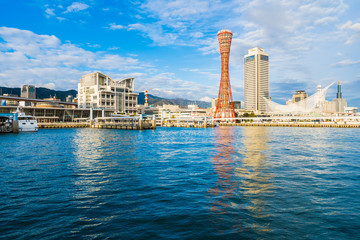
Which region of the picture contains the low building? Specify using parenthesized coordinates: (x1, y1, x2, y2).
(78, 72, 138, 115)
(286, 90, 308, 105)
(344, 107, 358, 114)
(36, 96, 62, 108)
(233, 101, 241, 110)
(2, 94, 18, 106)
(323, 81, 347, 113)
(66, 95, 74, 102)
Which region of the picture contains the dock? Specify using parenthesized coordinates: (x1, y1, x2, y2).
(219, 122, 360, 128)
(37, 116, 156, 130)
(160, 116, 216, 128)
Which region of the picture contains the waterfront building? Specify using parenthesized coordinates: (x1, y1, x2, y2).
(21, 85, 36, 106)
(78, 72, 138, 115)
(265, 83, 333, 114)
(233, 101, 241, 110)
(2, 94, 18, 106)
(286, 90, 308, 105)
(66, 95, 74, 103)
(211, 98, 217, 109)
(344, 107, 358, 114)
(214, 29, 236, 120)
(323, 81, 347, 113)
(36, 96, 62, 108)
(159, 104, 211, 120)
(244, 47, 269, 113)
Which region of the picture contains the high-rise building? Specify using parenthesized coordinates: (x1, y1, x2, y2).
(21, 85, 36, 99)
(244, 47, 269, 113)
(214, 29, 236, 120)
(21, 85, 36, 106)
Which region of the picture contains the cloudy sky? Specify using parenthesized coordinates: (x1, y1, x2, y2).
(0, 0, 359, 106)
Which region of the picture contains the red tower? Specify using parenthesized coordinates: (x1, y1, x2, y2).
(214, 29, 236, 121)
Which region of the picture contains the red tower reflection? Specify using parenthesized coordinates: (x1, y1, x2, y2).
(214, 30, 236, 121)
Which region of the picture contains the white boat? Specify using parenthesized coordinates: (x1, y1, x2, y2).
(16, 108, 38, 132)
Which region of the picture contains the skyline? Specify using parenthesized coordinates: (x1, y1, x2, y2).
(0, 0, 359, 107)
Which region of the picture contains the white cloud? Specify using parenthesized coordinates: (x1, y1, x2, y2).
(64, 2, 89, 13)
(0, 27, 217, 101)
(45, 8, 55, 18)
(107, 23, 125, 30)
(127, 23, 180, 46)
(338, 20, 360, 44)
(0, 27, 142, 89)
(43, 83, 56, 89)
(315, 16, 338, 25)
(339, 21, 360, 31)
(332, 59, 360, 67)
(200, 96, 212, 102)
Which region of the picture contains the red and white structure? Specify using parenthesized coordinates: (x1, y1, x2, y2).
(144, 90, 148, 107)
(214, 30, 236, 121)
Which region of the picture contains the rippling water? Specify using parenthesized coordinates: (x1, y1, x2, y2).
(1, 127, 359, 239)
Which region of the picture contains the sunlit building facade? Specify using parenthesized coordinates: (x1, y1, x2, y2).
(78, 72, 138, 115)
(244, 47, 269, 113)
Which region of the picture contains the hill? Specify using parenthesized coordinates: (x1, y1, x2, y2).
(0, 86, 211, 108)
(0, 87, 77, 101)
(137, 92, 211, 108)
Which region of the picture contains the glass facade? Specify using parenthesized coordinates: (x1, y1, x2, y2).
(260, 55, 269, 61)
(245, 55, 255, 62)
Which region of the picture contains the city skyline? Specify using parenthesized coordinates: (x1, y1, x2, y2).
(0, 0, 359, 107)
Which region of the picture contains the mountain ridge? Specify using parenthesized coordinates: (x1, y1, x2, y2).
(0, 87, 211, 108)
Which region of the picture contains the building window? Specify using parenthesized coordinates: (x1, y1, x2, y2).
(245, 56, 255, 62)
(260, 55, 269, 61)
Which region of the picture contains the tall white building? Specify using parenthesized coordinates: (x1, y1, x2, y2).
(78, 72, 138, 115)
(244, 47, 269, 113)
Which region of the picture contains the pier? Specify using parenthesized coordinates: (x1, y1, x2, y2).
(220, 122, 360, 128)
(37, 116, 156, 130)
(160, 116, 216, 128)
(216, 116, 360, 128)
(92, 116, 156, 130)
(0, 113, 18, 133)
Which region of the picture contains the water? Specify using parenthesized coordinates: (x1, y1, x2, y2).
(0, 127, 359, 239)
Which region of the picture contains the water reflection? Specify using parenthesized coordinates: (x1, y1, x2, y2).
(70, 129, 137, 237)
(236, 127, 274, 233)
(209, 126, 274, 236)
(209, 127, 242, 233)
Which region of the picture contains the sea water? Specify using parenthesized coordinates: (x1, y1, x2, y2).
(1, 127, 359, 239)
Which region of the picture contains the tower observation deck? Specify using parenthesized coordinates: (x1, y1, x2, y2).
(214, 29, 236, 121)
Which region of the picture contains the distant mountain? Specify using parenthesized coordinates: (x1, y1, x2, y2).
(0, 87, 77, 101)
(137, 92, 211, 109)
(0, 86, 211, 108)
(36, 87, 77, 101)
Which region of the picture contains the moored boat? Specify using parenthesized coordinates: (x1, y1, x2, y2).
(17, 108, 38, 132)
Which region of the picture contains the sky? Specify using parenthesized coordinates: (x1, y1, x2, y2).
(0, 0, 359, 107)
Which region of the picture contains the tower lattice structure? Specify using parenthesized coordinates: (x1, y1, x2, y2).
(214, 29, 236, 120)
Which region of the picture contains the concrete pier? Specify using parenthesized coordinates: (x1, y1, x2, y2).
(219, 122, 360, 128)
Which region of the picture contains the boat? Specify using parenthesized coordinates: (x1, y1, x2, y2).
(16, 107, 38, 132)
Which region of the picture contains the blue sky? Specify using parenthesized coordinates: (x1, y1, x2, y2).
(0, 0, 359, 107)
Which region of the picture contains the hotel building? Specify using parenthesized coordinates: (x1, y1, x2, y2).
(21, 85, 36, 106)
(78, 72, 138, 115)
(244, 47, 269, 113)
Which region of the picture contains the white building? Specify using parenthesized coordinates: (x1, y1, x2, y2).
(244, 47, 269, 113)
(78, 72, 138, 115)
